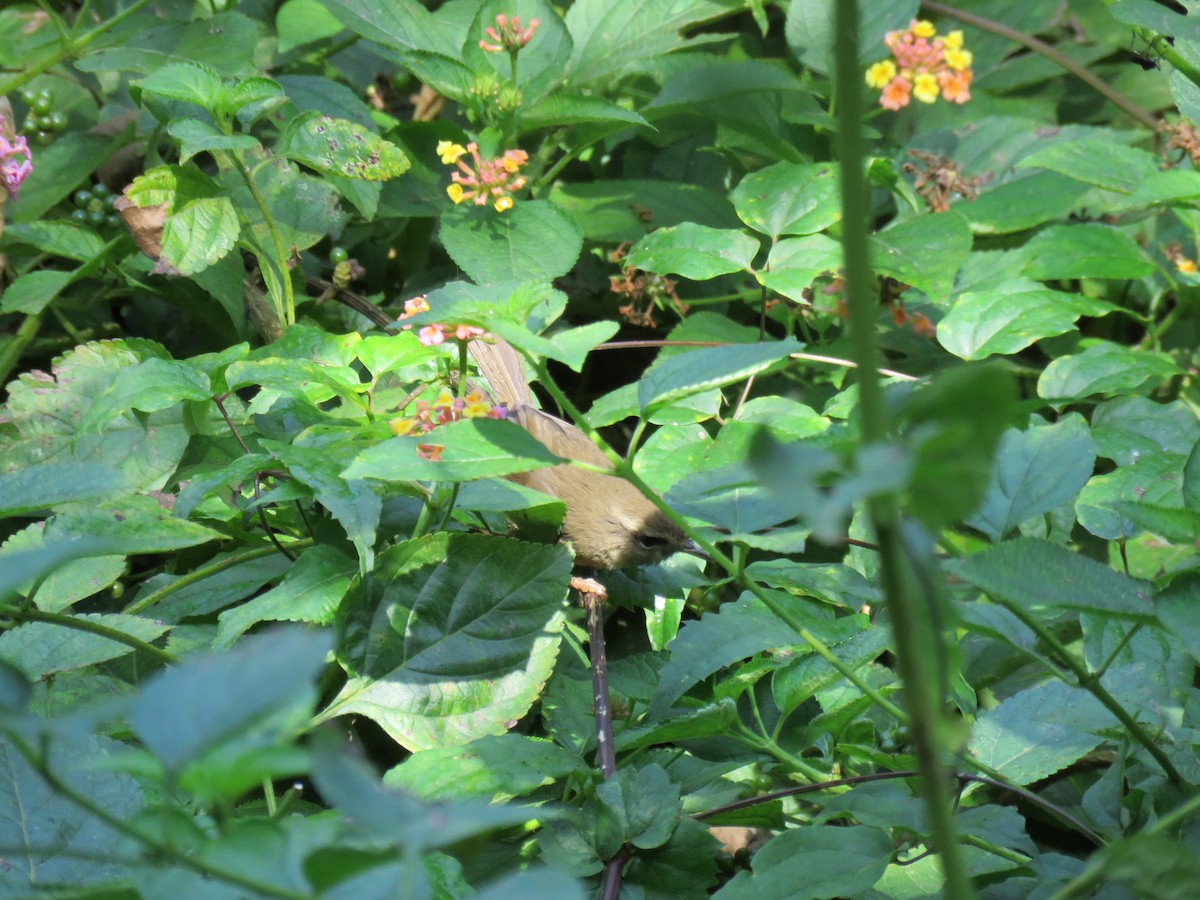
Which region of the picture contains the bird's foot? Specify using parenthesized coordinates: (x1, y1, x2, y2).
(570, 576, 607, 601)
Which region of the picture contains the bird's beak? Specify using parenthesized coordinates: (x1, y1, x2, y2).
(680, 538, 712, 562)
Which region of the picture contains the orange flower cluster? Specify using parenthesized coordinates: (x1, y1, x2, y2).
(395, 295, 488, 347)
(437, 141, 529, 212)
(866, 19, 973, 110)
(390, 387, 510, 460)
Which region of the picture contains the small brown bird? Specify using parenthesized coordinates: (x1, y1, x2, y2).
(469, 338, 705, 570)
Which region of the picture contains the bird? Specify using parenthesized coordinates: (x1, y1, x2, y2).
(469, 337, 706, 570)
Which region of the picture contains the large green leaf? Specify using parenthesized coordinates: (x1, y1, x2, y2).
(131, 626, 329, 772)
(325, 534, 570, 750)
(0, 614, 170, 680)
(715, 824, 894, 899)
(967, 681, 1114, 785)
(626, 223, 760, 280)
(2, 341, 192, 491)
(1038, 342, 1181, 400)
(279, 112, 410, 180)
(563, 0, 732, 86)
(732, 161, 841, 239)
(214, 545, 357, 650)
(638, 340, 801, 412)
(343, 418, 563, 483)
(870, 210, 972, 299)
(946, 537, 1157, 623)
(385, 733, 586, 800)
(1022, 223, 1157, 281)
(439, 200, 583, 285)
(966, 415, 1096, 541)
(939, 280, 1114, 361)
(0, 734, 143, 891)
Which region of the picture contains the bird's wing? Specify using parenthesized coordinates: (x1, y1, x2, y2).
(469, 338, 533, 407)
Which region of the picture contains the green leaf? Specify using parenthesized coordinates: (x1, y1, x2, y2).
(126, 164, 220, 209)
(966, 415, 1097, 541)
(0, 523, 125, 613)
(901, 363, 1021, 529)
(3, 341, 192, 491)
(265, 441, 381, 569)
(962, 171, 1089, 235)
(226, 149, 345, 255)
(648, 594, 805, 719)
(520, 94, 649, 132)
(626, 223, 759, 280)
(343, 418, 563, 483)
(214, 545, 356, 649)
(50, 497, 225, 555)
(280, 112, 410, 180)
(440, 200, 583, 285)
(1016, 139, 1160, 193)
(785, 0, 919, 76)
(759, 233, 842, 301)
(595, 764, 680, 850)
(1111, 501, 1200, 543)
(732, 161, 841, 239)
(870, 211, 972, 299)
(715, 824, 894, 899)
(136, 62, 223, 109)
(548, 180, 737, 243)
(132, 626, 330, 772)
(638, 340, 801, 413)
(4, 221, 107, 261)
(564, 0, 733, 86)
(0, 614, 169, 680)
(167, 118, 260, 164)
(326, 534, 570, 750)
(938, 279, 1115, 361)
(78, 357, 212, 433)
(1022, 223, 1157, 280)
(967, 681, 1114, 785)
(945, 537, 1157, 623)
(0, 462, 131, 517)
(223, 76, 289, 126)
(0, 269, 74, 315)
(1038, 342, 1181, 400)
(76, 11, 260, 77)
(385, 734, 586, 800)
(0, 733, 143, 890)
(1077, 453, 1186, 541)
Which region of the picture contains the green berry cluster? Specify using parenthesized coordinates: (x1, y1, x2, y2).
(20, 88, 68, 146)
(71, 182, 122, 230)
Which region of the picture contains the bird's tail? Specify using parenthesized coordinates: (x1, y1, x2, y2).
(469, 337, 533, 407)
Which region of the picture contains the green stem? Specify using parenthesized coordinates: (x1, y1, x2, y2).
(3, 733, 316, 900)
(995, 597, 1182, 782)
(921, 0, 1157, 130)
(836, 1, 973, 895)
(224, 152, 295, 328)
(0, 605, 176, 664)
(122, 540, 312, 616)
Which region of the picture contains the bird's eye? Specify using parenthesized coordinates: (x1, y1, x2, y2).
(636, 533, 668, 550)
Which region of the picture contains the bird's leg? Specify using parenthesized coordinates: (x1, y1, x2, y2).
(574, 571, 616, 781)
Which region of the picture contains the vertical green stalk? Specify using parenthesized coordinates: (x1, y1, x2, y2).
(832, 1, 974, 895)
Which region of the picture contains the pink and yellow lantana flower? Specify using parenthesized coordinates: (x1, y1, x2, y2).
(436, 141, 529, 213)
(866, 19, 974, 110)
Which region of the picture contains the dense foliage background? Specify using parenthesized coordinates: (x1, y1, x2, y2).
(3, 0, 1200, 897)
